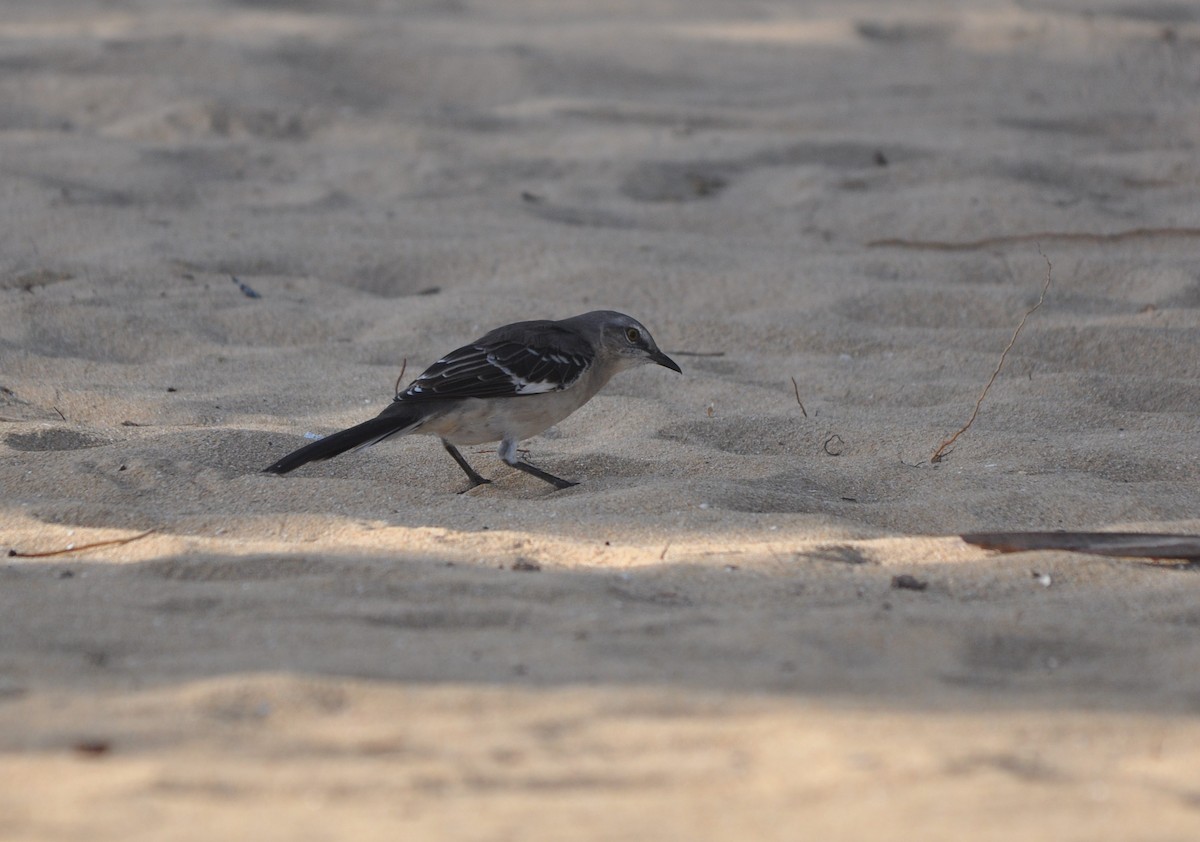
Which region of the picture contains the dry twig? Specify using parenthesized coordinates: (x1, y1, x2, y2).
(961, 531, 1200, 564)
(869, 226, 1200, 252)
(931, 251, 1053, 463)
(790, 377, 808, 418)
(393, 358, 408, 397)
(8, 528, 156, 559)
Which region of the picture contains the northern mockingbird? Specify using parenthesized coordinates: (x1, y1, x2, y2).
(263, 310, 681, 491)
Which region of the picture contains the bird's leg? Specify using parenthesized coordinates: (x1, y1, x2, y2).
(498, 438, 577, 490)
(442, 440, 491, 492)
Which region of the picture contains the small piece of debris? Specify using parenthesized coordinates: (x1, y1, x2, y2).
(891, 574, 928, 591)
(962, 531, 1200, 565)
(8, 528, 155, 559)
(823, 434, 845, 456)
(511, 558, 541, 572)
(72, 739, 111, 757)
(230, 275, 261, 299)
(1031, 570, 1053, 588)
(790, 376, 807, 417)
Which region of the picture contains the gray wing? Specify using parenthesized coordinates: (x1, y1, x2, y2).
(397, 323, 593, 402)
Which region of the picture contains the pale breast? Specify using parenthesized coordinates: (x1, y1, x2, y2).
(421, 371, 612, 446)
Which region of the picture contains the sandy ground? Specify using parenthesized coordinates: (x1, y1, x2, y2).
(4, 0, 1200, 838)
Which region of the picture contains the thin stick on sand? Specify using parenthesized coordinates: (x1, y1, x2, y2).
(393, 358, 408, 397)
(8, 528, 156, 559)
(931, 251, 1053, 463)
(869, 226, 1200, 251)
(790, 376, 808, 418)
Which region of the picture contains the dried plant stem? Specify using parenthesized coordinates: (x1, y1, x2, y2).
(393, 358, 408, 397)
(869, 226, 1200, 252)
(8, 528, 156, 559)
(790, 377, 808, 417)
(931, 252, 1053, 463)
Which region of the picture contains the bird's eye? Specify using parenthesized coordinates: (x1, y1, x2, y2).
(625, 327, 641, 344)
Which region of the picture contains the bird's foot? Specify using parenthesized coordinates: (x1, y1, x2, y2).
(507, 459, 578, 490)
(457, 477, 492, 494)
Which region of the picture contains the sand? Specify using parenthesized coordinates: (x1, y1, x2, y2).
(4, 0, 1200, 838)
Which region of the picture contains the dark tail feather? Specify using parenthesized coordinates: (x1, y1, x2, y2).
(263, 408, 421, 475)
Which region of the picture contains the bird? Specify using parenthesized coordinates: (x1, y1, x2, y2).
(263, 311, 681, 491)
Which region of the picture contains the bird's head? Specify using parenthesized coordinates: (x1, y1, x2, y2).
(589, 311, 682, 374)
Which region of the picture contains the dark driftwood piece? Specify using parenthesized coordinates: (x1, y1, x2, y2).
(961, 531, 1200, 562)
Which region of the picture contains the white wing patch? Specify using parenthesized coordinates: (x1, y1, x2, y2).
(488, 352, 561, 394)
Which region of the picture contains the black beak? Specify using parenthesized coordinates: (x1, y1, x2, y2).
(651, 349, 682, 373)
